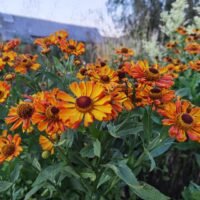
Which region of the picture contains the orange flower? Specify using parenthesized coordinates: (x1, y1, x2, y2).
(95, 58, 108, 68)
(165, 41, 177, 49)
(32, 89, 67, 135)
(3, 38, 21, 52)
(39, 135, 55, 154)
(158, 98, 200, 142)
(58, 81, 112, 128)
(34, 37, 52, 54)
(50, 30, 68, 45)
(3, 73, 16, 81)
(176, 26, 187, 35)
(0, 51, 17, 70)
(6, 101, 34, 131)
(115, 47, 134, 57)
(0, 131, 23, 163)
(13, 54, 40, 74)
(185, 42, 200, 54)
(0, 81, 11, 103)
(142, 86, 175, 106)
(104, 87, 127, 120)
(59, 39, 85, 56)
(123, 60, 174, 88)
(189, 60, 200, 72)
(89, 66, 119, 91)
(76, 67, 89, 80)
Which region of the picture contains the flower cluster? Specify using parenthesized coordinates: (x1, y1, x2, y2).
(0, 26, 199, 165)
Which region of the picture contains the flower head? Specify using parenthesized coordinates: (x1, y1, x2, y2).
(59, 39, 85, 56)
(123, 60, 174, 88)
(0, 81, 11, 103)
(6, 101, 34, 131)
(115, 47, 134, 57)
(0, 131, 23, 163)
(32, 89, 67, 135)
(58, 81, 112, 128)
(158, 98, 200, 142)
(13, 54, 40, 74)
(189, 60, 200, 72)
(89, 66, 119, 91)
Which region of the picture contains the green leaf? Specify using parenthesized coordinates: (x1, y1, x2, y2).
(81, 168, 96, 182)
(105, 162, 139, 186)
(107, 123, 143, 138)
(32, 158, 41, 171)
(80, 144, 95, 158)
(176, 88, 190, 97)
(32, 163, 64, 186)
(0, 181, 13, 193)
(97, 172, 111, 189)
(182, 182, 200, 200)
(143, 107, 152, 142)
(144, 148, 156, 171)
(63, 166, 80, 179)
(133, 182, 170, 200)
(150, 138, 174, 158)
(24, 183, 44, 200)
(93, 139, 101, 157)
(10, 164, 23, 182)
(106, 162, 169, 200)
(53, 56, 66, 74)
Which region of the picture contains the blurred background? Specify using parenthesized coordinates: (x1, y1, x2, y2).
(0, 0, 199, 60)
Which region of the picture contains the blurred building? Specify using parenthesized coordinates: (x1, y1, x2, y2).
(0, 12, 103, 43)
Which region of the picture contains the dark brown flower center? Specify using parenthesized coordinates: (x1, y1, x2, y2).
(100, 61, 106, 67)
(17, 103, 34, 119)
(3, 56, 9, 62)
(118, 71, 125, 79)
(76, 96, 92, 109)
(146, 68, 160, 81)
(150, 88, 161, 93)
(121, 48, 128, 54)
(136, 98, 142, 102)
(80, 68, 87, 75)
(181, 113, 193, 124)
(101, 75, 110, 83)
(149, 68, 159, 74)
(2, 144, 15, 157)
(0, 90, 4, 98)
(68, 45, 76, 50)
(150, 88, 162, 99)
(26, 62, 32, 68)
(51, 107, 59, 114)
(23, 59, 28, 63)
(45, 106, 59, 119)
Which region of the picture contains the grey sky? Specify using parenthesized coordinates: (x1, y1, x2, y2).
(0, 0, 120, 36)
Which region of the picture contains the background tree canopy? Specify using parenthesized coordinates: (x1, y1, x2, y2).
(106, 0, 199, 40)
